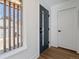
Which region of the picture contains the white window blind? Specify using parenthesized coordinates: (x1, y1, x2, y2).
(0, 0, 23, 53)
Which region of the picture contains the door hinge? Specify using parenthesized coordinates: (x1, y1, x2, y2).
(48, 28, 50, 31)
(48, 15, 50, 17)
(48, 41, 49, 44)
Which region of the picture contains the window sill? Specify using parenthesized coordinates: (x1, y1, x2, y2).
(0, 46, 27, 59)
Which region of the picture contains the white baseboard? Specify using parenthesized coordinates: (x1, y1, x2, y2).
(31, 53, 39, 59)
(49, 43, 58, 48)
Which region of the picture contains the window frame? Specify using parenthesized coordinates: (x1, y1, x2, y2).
(0, 0, 27, 59)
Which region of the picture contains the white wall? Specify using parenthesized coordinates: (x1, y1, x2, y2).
(50, 7, 58, 47)
(50, 0, 79, 53)
(6, 0, 39, 59)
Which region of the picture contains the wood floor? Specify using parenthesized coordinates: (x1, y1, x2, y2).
(38, 47, 79, 59)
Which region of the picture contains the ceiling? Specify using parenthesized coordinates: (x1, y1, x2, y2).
(42, 0, 70, 7)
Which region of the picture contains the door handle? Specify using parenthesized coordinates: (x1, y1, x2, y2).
(48, 41, 49, 44)
(58, 30, 61, 32)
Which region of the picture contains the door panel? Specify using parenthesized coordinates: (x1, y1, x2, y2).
(44, 11, 49, 49)
(40, 5, 49, 54)
(58, 7, 76, 50)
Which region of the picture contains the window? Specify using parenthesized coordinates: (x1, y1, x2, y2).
(0, 0, 23, 53)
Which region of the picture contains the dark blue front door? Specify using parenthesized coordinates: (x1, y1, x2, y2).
(40, 5, 49, 54)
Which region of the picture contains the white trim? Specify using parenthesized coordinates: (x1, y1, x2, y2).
(0, 46, 27, 59)
(31, 54, 39, 59)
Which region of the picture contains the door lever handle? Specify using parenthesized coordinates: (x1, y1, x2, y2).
(58, 30, 61, 32)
